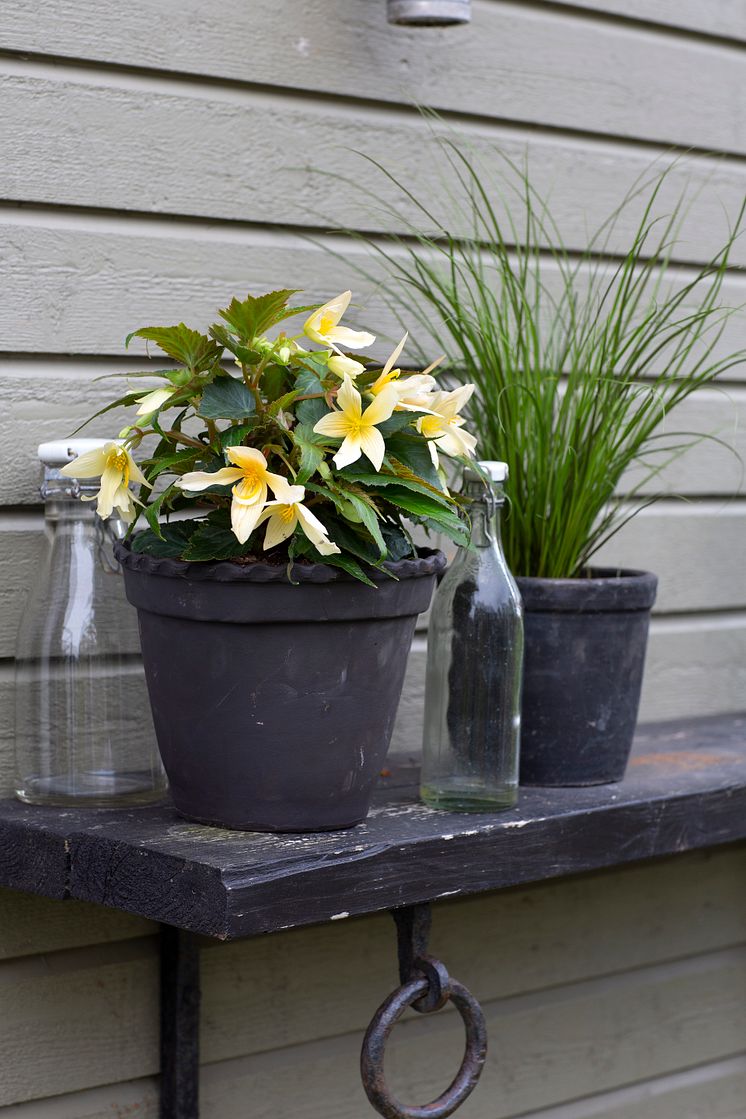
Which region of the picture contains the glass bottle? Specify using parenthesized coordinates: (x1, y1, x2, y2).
(14, 440, 167, 806)
(420, 461, 523, 811)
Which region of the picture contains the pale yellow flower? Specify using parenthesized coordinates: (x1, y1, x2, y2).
(60, 441, 149, 523)
(368, 336, 438, 411)
(178, 446, 285, 544)
(313, 375, 399, 471)
(135, 385, 177, 416)
(257, 476, 339, 556)
(417, 385, 478, 462)
(304, 291, 375, 351)
(369, 334, 408, 396)
(327, 354, 366, 378)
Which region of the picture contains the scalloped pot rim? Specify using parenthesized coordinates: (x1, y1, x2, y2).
(115, 538, 447, 585)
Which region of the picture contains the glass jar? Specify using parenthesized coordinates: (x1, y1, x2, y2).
(420, 461, 523, 811)
(14, 440, 167, 806)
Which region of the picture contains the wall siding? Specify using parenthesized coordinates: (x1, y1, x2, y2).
(1, 2, 745, 1117)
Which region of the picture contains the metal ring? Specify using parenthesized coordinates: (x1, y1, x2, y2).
(360, 976, 488, 1119)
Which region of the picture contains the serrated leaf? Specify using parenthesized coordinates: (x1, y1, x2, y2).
(384, 487, 468, 545)
(208, 323, 262, 365)
(69, 390, 142, 435)
(198, 376, 256, 420)
(143, 484, 178, 541)
(181, 522, 247, 562)
(130, 521, 200, 557)
(376, 411, 424, 437)
(332, 485, 386, 556)
(269, 389, 300, 416)
(340, 469, 453, 507)
(127, 324, 222, 372)
(143, 446, 204, 481)
(220, 419, 259, 448)
(218, 290, 300, 341)
(293, 534, 376, 587)
(385, 432, 443, 490)
(293, 424, 327, 483)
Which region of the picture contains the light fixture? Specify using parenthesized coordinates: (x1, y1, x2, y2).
(387, 1, 471, 26)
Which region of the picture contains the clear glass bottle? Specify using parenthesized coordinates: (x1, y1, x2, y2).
(14, 440, 167, 806)
(420, 461, 523, 811)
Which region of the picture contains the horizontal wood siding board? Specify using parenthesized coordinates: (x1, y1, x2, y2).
(4, 215, 746, 370)
(543, 0, 746, 42)
(0, 3, 745, 153)
(2, 360, 744, 506)
(4, 1055, 746, 1119)
(0, 851, 744, 1106)
(0, 886, 154, 960)
(2, 64, 746, 249)
(0, 715, 744, 937)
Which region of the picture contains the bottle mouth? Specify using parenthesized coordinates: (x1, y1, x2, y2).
(41, 469, 99, 501)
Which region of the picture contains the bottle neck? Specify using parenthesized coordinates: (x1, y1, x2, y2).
(469, 496, 503, 549)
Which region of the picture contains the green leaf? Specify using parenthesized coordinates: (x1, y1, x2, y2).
(143, 484, 178, 541)
(380, 522, 415, 562)
(218, 290, 300, 341)
(376, 411, 423, 437)
(198, 376, 256, 420)
(69, 390, 141, 435)
(220, 420, 258, 448)
(293, 424, 327, 483)
(385, 432, 443, 490)
(130, 521, 200, 557)
(208, 323, 262, 366)
(382, 487, 468, 545)
(269, 389, 300, 416)
(127, 324, 222, 372)
(332, 485, 386, 556)
(181, 522, 247, 562)
(340, 469, 453, 507)
(143, 446, 204, 481)
(293, 534, 376, 587)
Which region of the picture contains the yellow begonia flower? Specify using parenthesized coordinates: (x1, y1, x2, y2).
(368, 335, 437, 412)
(60, 442, 149, 523)
(327, 354, 366, 378)
(369, 334, 408, 396)
(178, 446, 286, 544)
(257, 476, 340, 556)
(304, 291, 375, 351)
(417, 385, 478, 461)
(313, 375, 399, 471)
(135, 385, 177, 416)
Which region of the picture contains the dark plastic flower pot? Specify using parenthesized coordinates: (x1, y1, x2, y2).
(116, 543, 445, 832)
(515, 568, 658, 787)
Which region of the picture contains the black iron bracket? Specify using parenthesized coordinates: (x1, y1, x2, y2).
(160, 925, 201, 1119)
(360, 904, 488, 1119)
(159, 905, 487, 1119)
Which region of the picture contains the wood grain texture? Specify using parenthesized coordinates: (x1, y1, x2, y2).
(2, 60, 746, 249)
(4, 1055, 746, 1119)
(0, 715, 744, 939)
(0, 2, 745, 153)
(4, 212, 746, 368)
(546, 0, 746, 41)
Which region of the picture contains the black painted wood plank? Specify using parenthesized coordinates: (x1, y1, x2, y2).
(0, 713, 744, 939)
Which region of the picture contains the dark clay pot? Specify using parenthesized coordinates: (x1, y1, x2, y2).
(117, 543, 445, 832)
(515, 568, 658, 787)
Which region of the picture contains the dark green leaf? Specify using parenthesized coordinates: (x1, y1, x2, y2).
(220, 419, 258, 448)
(143, 484, 178, 541)
(181, 522, 247, 562)
(269, 389, 300, 416)
(385, 432, 443, 490)
(380, 522, 415, 562)
(376, 411, 424, 437)
(127, 324, 222, 372)
(332, 486, 386, 556)
(143, 446, 203, 481)
(208, 323, 262, 365)
(199, 376, 256, 420)
(382, 487, 468, 544)
(340, 469, 453, 507)
(293, 534, 376, 587)
(130, 521, 200, 557)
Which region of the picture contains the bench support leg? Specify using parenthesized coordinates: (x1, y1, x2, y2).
(160, 924, 201, 1119)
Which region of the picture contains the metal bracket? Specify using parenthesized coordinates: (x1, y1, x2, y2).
(360, 903, 488, 1119)
(160, 925, 201, 1119)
